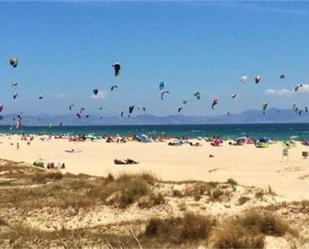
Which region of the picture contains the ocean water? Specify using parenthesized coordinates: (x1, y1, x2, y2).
(1, 124, 309, 140)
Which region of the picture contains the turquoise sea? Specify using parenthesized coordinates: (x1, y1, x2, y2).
(1, 124, 309, 140)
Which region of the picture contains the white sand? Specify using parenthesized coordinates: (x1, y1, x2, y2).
(1, 135, 309, 201)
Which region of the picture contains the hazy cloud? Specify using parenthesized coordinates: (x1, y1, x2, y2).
(265, 84, 309, 96)
(52, 93, 66, 99)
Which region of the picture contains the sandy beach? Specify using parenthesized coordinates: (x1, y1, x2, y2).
(1, 134, 308, 201)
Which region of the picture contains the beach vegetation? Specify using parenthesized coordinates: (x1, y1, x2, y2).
(144, 212, 216, 243)
(31, 171, 63, 183)
(211, 208, 295, 248)
(226, 178, 238, 191)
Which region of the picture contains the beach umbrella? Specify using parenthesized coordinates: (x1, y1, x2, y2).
(211, 99, 219, 110)
(161, 91, 170, 100)
(255, 76, 261, 84)
(193, 92, 201, 100)
(178, 107, 183, 113)
(110, 85, 118, 91)
(159, 81, 165, 91)
(10, 57, 18, 68)
(112, 63, 121, 76)
(241, 75, 248, 84)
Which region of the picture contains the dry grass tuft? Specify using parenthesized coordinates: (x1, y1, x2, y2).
(88, 172, 158, 208)
(31, 171, 63, 183)
(144, 212, 216, 243)
(211, 208, 295, 248)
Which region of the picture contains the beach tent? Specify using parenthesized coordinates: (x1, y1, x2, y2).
(258, 137, 271, 143)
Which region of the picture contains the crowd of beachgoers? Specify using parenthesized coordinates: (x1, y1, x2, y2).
(4, 132, 309, 147)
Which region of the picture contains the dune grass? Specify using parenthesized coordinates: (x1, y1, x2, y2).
(144, 212, 216, 243)
(211, 208, 296, 249)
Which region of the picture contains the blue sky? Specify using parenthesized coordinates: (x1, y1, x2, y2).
(1, 1, 309, 116)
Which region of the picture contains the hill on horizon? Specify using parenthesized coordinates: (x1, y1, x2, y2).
(0, 108, 309, 126)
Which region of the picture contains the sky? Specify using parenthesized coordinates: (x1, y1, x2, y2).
(1, 1, 309, 117)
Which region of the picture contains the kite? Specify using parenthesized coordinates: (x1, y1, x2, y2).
(178, 107, 183, 113)
(38, 95, 43, 100)
(280, 74, 285, 79)
(11, 82, 18, 88)
(161, 91, 170, 100)
(183, 100, 187, 104)
(80, 107, 85, 113)
(110, 85, 118, 91)
(69, 104, 75, 111)
(193, 92, 201, 100)
(0, 104, 3, 113)
(112, 63, 121, 76)
(159, 81, 165, 91)
(13, 94, 18, 100)
(121, 112, 124, 118)
(211, 99, 219, 110)
(241, 75, 248, 84)
(10, 57, 18, 68)
(129, 105, 135, 114)
(93, 89, 99, 95)
(232, 93, 237, 99)
(255, 76, 261, 84)
(262, 102, 268, 114)
(294, 84, 303, 92)
(76, 113, 81, 119)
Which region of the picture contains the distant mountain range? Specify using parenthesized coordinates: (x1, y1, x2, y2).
(1, 108, 309, 126)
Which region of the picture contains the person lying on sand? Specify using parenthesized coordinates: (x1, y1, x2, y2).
(189, 142, 201, 147)
(65, 149, 82, 153)
(114, 159, 139, 165)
